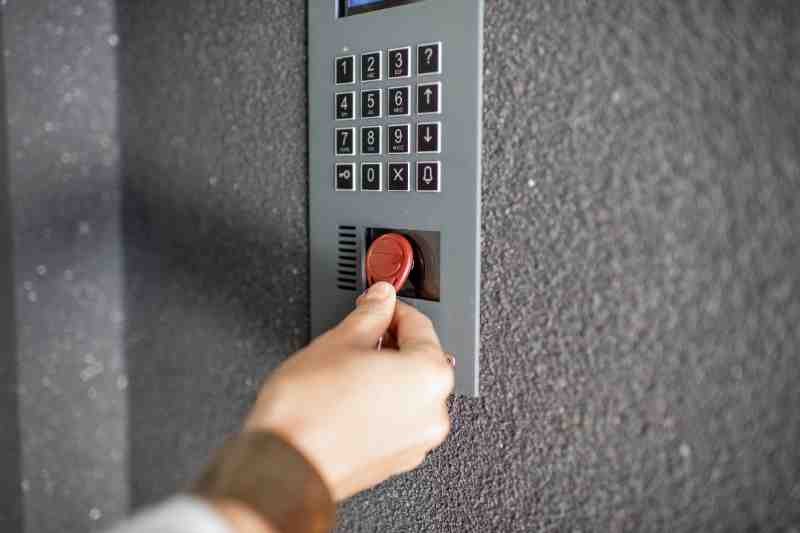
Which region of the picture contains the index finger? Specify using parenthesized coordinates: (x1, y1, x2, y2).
(390, 301, 442, 355)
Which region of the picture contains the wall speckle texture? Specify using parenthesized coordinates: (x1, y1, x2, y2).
(3, 0, 800, 532)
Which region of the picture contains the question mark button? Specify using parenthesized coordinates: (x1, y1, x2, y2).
(418, 42, 441, 75)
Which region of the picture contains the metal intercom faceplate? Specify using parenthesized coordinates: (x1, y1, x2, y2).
(308, 0, 483, 396)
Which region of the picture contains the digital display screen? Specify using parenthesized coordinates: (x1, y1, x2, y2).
(339, 0, 424, 17)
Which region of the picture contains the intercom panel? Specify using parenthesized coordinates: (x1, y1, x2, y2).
(308, 0, 483, 396)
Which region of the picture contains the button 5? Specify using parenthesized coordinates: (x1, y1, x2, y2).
(417, 42, 441, 75)
(361, 89, 382, 118)
(335, 55, 355, 84)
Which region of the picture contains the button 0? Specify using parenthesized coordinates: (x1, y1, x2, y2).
(335, 56, 355, 84)
(387, 47, 411, 79)
(388, 124, 410, 154)
(388, 86, 410, 116)
(335, 92, 355, 120)
(416, 161, 441, 192)
(361, 126, 382, 155)
(417, 122, 440, 153)
(388, 162, 411, 191)
(361, 51, 382, 82)
(417, 42, 441, 75)
(335, 127, 356, 156)
(361, 89, 382, 118)
(417, 82, 441, 114)
(335, 163, 356, 191)
(361, 163, 382, 191)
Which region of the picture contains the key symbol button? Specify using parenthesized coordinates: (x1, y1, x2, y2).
(336, 163, 356, 191)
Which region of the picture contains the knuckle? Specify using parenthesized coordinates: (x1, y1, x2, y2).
(399, 453, 427, 474)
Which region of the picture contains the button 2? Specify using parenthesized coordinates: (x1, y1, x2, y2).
(335, 127, 356, 156)
(335, 56, 355, 84)
(417, 42, 441, 75)
(388, 86, 410, 116)
(417, 161, 441, 192)
(388, 162, 410, 191)
(417, 122, 440, 153)
(417, 82, 441, 114)
(361, 126, 382, 155)
(335, 92, 355, 120)
(387, 47, 410, 79)
(388, 124, 410, 154)
(361, 163, 382, 191)
(361, 89, 382, 118)
(335, 163, 356, 191)
(361, 51, 382, 82)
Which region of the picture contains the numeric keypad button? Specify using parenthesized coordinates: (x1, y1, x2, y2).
(361, 126, 382, 155)
(361, 89, 382, 118)
(417, 42, 441, 75)
(388, 87, 410, 116)
(335, 92, 355, 120)
(388, 124, 410, 154)
(361, 51, 382, 82)
(335, 56, 355, 84)
(361, 163, 382, 191)
(417, 122, 440, 154)
(388, 162, 411, 191)
(335, 127, 356, 156)
(416, 161, 441, 192)
(417, 82, 441, 114)
(387, 47, 411, 79)
(335, 163, 356, 191)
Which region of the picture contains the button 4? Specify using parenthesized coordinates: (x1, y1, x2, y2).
(335, 163, 356, 191)
(335, 55, 355, 84)
(417, 82, 441, 114)
(416, 161, 441, 192)
(417, 122, 440, 154)
(335, 127, 356, 156)
(387, 47, 411, 79)
(388, 86, 411, 116)
(388, 162, 411, 191)
(361, 51, 382, 82)
(361, 162, 382, 191)
(388, 124, 411, 154)
(335, 92, 355, 120)
(361, 89, 382, 118)
(361, 126, 382, 155)
(417, 42, 441, 75)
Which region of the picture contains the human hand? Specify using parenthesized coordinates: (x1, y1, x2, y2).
(244, 281, 454, 501)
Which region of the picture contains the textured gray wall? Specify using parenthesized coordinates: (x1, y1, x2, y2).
(3, 0, 800, 532)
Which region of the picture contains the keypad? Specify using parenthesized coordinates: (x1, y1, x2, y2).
(333, 43, 443, 193)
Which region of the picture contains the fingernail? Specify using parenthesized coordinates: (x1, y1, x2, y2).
(363, 281, 394, 301)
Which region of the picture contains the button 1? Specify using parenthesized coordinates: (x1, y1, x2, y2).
(361, 163, 382, 191)
(417, 42, 441, 75)
(388, 124, 410, 154)
(361, 89, 382, 118)
(335, 163, 356, 191)
(335, 127, 356, 156)
(388, 162, 411, 191)
(335, 55, 355, 84)
(335, 92, 355, 120)
(388, 86, 411, 116)
(387, 47, 411, 79)
(416, 161, 441, 192)
(361, 126, 382, 155)
(417, 82, 441, 114)
(417, 122, 440, 153)
(361, 51, 382, 82)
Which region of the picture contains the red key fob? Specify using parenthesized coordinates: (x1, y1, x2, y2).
(366, 233, 414, 292)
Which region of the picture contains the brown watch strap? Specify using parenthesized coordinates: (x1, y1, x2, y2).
(193, 431, 335, 533)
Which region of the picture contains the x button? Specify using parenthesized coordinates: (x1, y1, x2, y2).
(388, 162, 410, 191)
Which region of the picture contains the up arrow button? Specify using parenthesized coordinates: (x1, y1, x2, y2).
(417, 82, 441, 114)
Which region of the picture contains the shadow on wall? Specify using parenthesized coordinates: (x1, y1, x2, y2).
(115, 0, 308, 507)
(0, 17, 24, 532)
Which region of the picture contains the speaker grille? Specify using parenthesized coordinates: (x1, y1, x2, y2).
(337, 225, 359, 291)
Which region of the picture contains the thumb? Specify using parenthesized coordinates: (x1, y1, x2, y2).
(331, 282, 396, 349)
